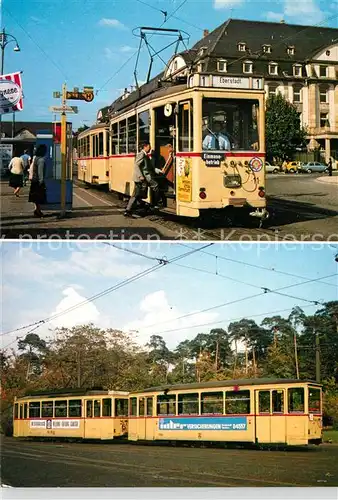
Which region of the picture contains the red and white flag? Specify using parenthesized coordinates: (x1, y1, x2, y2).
(0, 71, 24, 114)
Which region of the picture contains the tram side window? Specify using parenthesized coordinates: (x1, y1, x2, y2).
(129, 397, 137, 417)
(98, 132, 104, 156)
(225, 390, 251, 414)
(55, 400, 67, 418)
(128, 115, 137, 153)
(138, 110, 150, 150)
(86, 400, 93, 418)
(69, 399, 82, 418)
(309, 388, 321, 413)
(288, 388, 305, 413)
(14, 403, 19, 419)
(272, 390, 284, 413)
(202, 98, 259, 151)
(147, 398, 153, 416)
(178, 393, 199, 415)
(102, 398, 112, 417)
(92, 135, 96, 158)
(201, 392, 223, 414)
(178, 101, 193, 152)
(139, 398, 145, 417)
(24, 403, 28, 419)
(94, 400, 101, 417)
(157, 395, 176, 416)
(258, 391, 270, 413)
(106, 131, 110, 156)
(119, 119, 127, 154)
(116, 398, 129, 417)
(85, 136, 90, 157)
(41, 401, 53, 418)
(111, 124, 118, 154)
(29, 402, 41, 418)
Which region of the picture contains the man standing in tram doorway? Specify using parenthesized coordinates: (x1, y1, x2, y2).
(124, 141, 161, 217)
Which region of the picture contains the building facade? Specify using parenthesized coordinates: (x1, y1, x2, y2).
(163, 19, 338, 162)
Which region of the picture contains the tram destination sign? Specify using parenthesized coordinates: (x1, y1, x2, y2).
(212, 76, 263, 90)
(201, 152, 225, 166)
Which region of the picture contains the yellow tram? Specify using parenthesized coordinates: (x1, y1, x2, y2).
(107, 72, 267, 220)
(13, 389, 129, 440)
(127, 379, 322, 446)
(77, 123, 110, 185)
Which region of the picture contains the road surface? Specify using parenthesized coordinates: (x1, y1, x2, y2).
(1, 436, 337, 487)
(1, 173, 337, 240)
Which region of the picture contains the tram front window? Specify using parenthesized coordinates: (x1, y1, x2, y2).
(202, 98, 259, 151)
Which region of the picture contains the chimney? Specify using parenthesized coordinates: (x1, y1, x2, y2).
(203, 29, 209, 38)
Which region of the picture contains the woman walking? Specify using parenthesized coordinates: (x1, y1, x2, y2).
(28, 144, 47, 218)
(8, 152, 24, 197)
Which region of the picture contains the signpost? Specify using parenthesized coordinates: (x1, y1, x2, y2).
(52, 84, 94, 217)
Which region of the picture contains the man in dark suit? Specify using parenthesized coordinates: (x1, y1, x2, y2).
(124, 141, 161, 217)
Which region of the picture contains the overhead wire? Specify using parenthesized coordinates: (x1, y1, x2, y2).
(0, 243, 213, 344)
(178, 243, 338, 288)
(98, 0, 188, 92)
(3, 6, 69, 80)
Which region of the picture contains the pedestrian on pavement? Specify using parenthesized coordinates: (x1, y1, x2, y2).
(28, 144, 47, 218)
(20, 149, 31, 186)
(8, 151, 24, 197)
(124, 141, 160, 217)
(327, 158, 333, 177)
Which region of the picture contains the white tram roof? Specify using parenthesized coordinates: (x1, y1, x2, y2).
(17, 389, 129, 400)
(131, 378, 321, 394)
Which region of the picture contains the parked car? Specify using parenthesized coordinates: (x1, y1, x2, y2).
(265, 162, 280, 174)
(300, 161, 329, 174)
(284, 161, 300, 173)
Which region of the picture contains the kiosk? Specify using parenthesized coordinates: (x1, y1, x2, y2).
(38, 122, 73, 210)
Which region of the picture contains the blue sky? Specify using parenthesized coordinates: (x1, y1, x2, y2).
(1, 241, 337, 351)
(2, 0, 337, 129)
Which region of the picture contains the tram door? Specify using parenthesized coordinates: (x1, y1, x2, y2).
(137, 397, 154, 440)
(255, 389, 286, 444)
(154, 105, 176, 207)
(84, 399, 101, 439)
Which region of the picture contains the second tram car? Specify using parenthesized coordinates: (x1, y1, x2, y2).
(128, 379, 322, 446)
(77, 124, 110, 186)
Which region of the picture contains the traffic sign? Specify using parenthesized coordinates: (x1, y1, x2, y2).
(49, 105, 78, 114)
(66, 90, 94, 102)
(53, 91, 61, 98)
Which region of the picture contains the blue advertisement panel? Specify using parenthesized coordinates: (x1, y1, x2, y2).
(159, 417, 247, 431)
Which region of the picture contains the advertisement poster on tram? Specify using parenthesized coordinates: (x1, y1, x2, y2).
(177, 157, 192, 202)
(0, 72, 24, 114)
(159, 417, 247, 431)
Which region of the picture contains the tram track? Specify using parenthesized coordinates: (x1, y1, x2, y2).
(2, 440, 317, 487)
(74, 181, 290, 241)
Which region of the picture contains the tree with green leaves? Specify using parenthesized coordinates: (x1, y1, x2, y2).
(265, 93, 307, 163)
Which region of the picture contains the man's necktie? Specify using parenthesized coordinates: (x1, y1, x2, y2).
(214, 135, 220, 150)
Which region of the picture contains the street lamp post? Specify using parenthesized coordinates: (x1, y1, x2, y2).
(0, 28, 21, 156)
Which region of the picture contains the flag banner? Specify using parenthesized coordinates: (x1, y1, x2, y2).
(0, 72, 24, 114)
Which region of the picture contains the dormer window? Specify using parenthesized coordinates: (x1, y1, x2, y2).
(173, 60, 178, 71)
(243, 60, 253, 74)
(238, 42, 246, 52)
(269, 62, 278, 75)
(217, 59, 227, 72)
(287, 46, 295, 55)
(319, 65, 328, 77)
(293, 64, 302, 77)
(262, 44, 271, 53)
(198, 47, 207, 57)
(198, 62, 206, 73)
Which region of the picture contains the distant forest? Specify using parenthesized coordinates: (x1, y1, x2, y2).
(1, 302, 338, 431)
